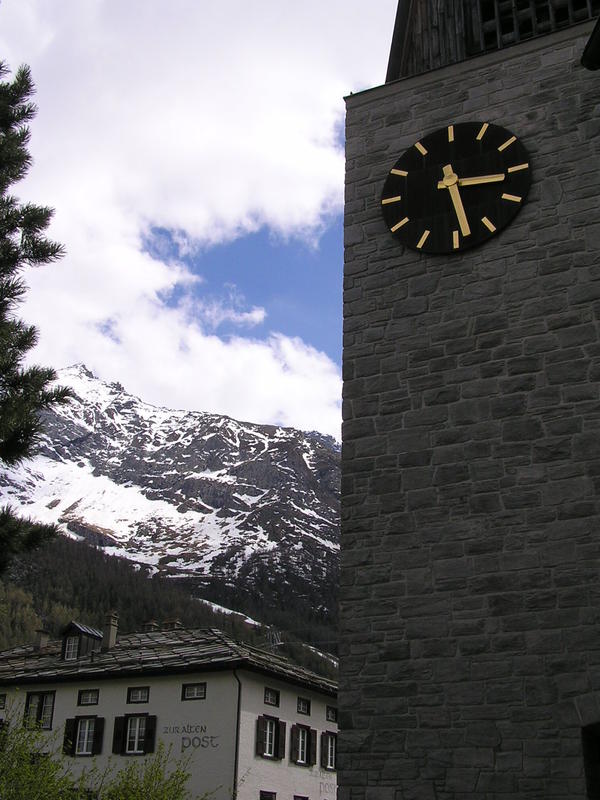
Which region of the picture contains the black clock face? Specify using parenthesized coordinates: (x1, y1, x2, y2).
(381, 121, 531, 254)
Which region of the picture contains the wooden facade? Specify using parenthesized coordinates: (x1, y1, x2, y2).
(386, 0, 600, 81)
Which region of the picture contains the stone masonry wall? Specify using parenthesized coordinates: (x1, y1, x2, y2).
(341, 22, 600, 800)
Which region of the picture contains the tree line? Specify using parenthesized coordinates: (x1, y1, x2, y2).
(3, 534, 337, 678)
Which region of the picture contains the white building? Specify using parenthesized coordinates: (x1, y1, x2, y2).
(0, 614, 337, 800)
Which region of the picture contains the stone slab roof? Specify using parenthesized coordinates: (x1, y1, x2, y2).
(0, 627, 336, 697)
(63, 621, 103, 639)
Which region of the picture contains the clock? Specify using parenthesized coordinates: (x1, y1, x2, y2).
(381, 121, 531, 254)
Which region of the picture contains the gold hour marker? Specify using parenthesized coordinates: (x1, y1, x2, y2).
(481, 216, 496, 232)
(416, 230, 430, 249)
(502, 192, 521, 202)
(476, 123, 489, 140)
(391, 217, 409, 232)
(448, 125, 454, 142)
(498, 135, 517, 152)
(391, 168, 408, 176)
(508, 163, 529, 173)
(453, 230, 459, 249)
(415, 141, 427, 155)
(381, 195, 402, 205)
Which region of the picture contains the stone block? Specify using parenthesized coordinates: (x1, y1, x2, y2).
(502, 418, 543, 441)
(341, 21, 600, 800)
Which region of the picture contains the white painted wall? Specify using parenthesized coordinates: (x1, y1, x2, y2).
(2, 671, 238, 800)
(235, 669, 338, 800)
(0, 667, 337, 800)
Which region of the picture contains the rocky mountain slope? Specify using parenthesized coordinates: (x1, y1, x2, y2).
(0, 365, 340, 619)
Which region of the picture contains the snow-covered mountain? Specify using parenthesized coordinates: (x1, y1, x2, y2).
(0, 365, 340, 613)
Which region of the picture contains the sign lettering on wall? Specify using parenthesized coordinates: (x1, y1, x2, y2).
(161, 722, 220, 753)
(320, 773, 337, 798)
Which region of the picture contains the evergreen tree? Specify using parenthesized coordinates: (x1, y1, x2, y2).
(0, 61, 71, 573)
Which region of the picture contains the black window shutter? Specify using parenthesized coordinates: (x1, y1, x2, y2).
(290, 724, 299, 762)
(112, 716, 126, 754)
(320, 732, 327, 768)
(256, 716, 266, 756)
(276, 720, 286, 760)
(92, 717, 104, 755)
(23, 694, 32, 724)
(309, 728, 317, 766)
(63, 718, 76, 755)
(144, 715, 157, 754)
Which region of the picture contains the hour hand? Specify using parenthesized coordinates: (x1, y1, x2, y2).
(437, 173, 505, 188)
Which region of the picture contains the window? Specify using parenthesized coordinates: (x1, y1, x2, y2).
(326, 705, 337, 723)
(0, 694, 5, 710)
(321, 731, 337, 771)
(294, 796, 309, 800)
(264, 687, 279, 707)
(297, 696, 311, 715)
(126, 716, 146, 754)
(78, 689, 99, 706)
(76, 718, 95, 755)
(259, 793, 276, 800)
(127, 686, 149, 703)
(181, 683, 206, 701)
(112, 715, 156, 756)
(64, 635, 79, 661)
(291, 724, 316, 766)
(265, 718, 276, 757)
(255, 715, 285, 760)
(298, 727, 307, 763)
(327, 735, 336, 769)
(63, 716, 104, 757)
(583, 722, 600, 799)
(24, 691, 55, 730)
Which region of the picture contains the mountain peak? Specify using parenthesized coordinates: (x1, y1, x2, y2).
(63, 363, 97, 380)
(1, 367, 340, 620)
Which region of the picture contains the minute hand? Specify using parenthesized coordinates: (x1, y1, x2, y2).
(437, 173, 505, 188)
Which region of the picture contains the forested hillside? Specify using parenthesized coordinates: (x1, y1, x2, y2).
(1, 536, 337, 678)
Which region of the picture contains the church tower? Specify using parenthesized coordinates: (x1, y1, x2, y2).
(341, 2, 600, 798)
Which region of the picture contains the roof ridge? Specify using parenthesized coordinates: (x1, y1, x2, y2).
(0, 626, 337, 695)
(208, 627, 245, 657)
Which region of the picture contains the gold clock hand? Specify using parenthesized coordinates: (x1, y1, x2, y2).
(440, 164, 470, 237)
(437, 173, 505, 188)
(459, 173, 505, 186)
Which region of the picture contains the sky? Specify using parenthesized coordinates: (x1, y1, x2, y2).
(1, 1, 398, 439)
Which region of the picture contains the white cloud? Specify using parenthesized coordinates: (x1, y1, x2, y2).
(0, 0, 396, 438)
(192, 285, 267, 331)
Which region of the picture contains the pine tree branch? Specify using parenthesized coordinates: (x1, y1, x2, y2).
(0, 506, 57, 574)
(0, 62, 68, 572)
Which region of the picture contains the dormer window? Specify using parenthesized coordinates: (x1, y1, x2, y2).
(64, 636, 79, 661)
(61, 621, 103, 662)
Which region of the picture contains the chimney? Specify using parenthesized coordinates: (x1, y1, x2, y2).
(162, 618, 182, 631)
(101, 611, 119, 651)
(143, 620, 159, 633)
(34, 629, 49, 651)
